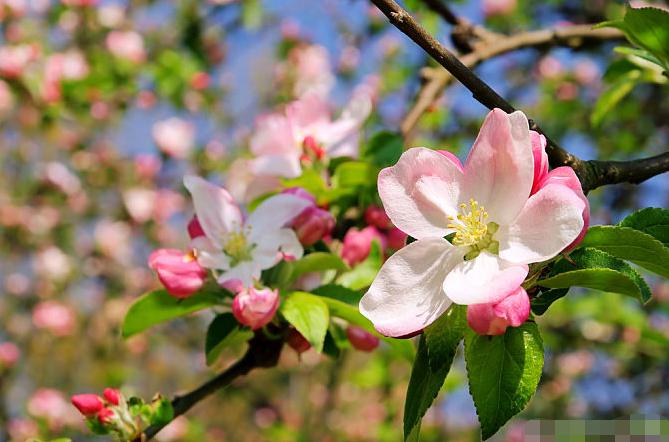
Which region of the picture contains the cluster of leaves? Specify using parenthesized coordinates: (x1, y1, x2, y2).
(403, 207, 669, 440)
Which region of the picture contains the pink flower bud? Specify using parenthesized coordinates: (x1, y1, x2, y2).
(102, 388, 120, 406)
(187, 216, 205, 239)
(385, 226, 407, 250)
(286, 329, 311, 353)
(148, 249, 207, 298)
(466, 287, 530, 336)
(97, 407, 115, 424)
(292, 206, 335, 246)
(346, 326, 380, 352)
(341, 226, 386, 266)
(482, 0, 517, 17)
(530, 130, 549, 195)
(71, 394, 104, 416)
(190, 72, 210, 90)
(220, 278, 244, 294)
(232, 287, 279, 330)
(0, 342, 20, 368)
(364, 206, 392, 230)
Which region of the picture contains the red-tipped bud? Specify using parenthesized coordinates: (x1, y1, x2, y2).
(97, 407, 115, 424)
(187, 216, 205, 239)
(232, 287, 279, 330)
(292, 206, 335, 246)
(364, 206, 392, 230)
(103, 388, 120, 406)
(287, 329, 311, 354)
(71, 394, 104, 416)
(148, 249, 207, 298)
(467, 287, 530, 336)
(346, 326, 380, 352)
(303, 135, 325, 160)
(341, 226, 386, 266)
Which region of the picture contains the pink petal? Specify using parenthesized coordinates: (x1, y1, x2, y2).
(466, 286, 530, 335)
(360, 238, 457, 337)
(250, 113, 296, 157)
(246, 194, 312, 235)
(462, 109, 534, 225)
(183, 176, 243, 249)
(443, 252, 528, 305)
(378, 147, 464, 240)
(286, 93, 331, 134)
(497, 182, 586, 264)
(250, 153, 302, 178)
(530, 130, 549, 195)
(436, 150, 464, 172)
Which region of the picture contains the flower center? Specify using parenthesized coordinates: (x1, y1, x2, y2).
(223, 231, 253, 266)
(447, 199, 499, 260)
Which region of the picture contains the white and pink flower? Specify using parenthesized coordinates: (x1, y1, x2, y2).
(232, 287, 280, 329)
(106, 30, 146, 63)
(360, 109, 588, 337)
(152, 118, 195, 159)
(184, 176, 311, 287)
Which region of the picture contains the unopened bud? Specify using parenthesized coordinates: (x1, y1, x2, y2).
(103, 388, 120, 406)
(287, 329, 311, 354)
(71, 394, 104, 416)
(346, 326, 380, 352)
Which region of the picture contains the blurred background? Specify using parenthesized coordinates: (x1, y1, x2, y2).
(1, 0, 668, 440)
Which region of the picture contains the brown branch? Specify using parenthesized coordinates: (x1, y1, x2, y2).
(401, 24, 624, 136)
(135, 332, 284, 441)
(371, 0, 669, 191)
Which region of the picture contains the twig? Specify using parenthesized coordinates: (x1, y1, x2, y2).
(370, 0, 669, 191)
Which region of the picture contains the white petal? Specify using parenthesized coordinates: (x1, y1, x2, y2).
(252, 228, 304, 269)
(246, 193, 311, 235)
(183, 176, 243, 249)
(378, 147, 464, 240)
(443, 252, 528, 305)
(250, 153, 302, 179)
(216, 261, 259, 288)
(360, 238, 459, 337)
(498, 182, 586, 264)
(462, 109, 534, 225)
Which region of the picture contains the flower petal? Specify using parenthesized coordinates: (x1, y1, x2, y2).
(497, 182, 586, 264)
(443, 252, 528, 305)
(217, 261, 259, 288)
(252, 228, 304, 268)
(360, 238, 458, 337)
(250, 113, 296, 157)
(250, 153, 302, 179)
(462, 109, 534, 225)
(183, 176, 243, 249)
(246, 193, 312, 235)
(378, 147, 464, 240)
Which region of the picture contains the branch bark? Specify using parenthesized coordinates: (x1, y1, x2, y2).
(370, 0, 669, 192)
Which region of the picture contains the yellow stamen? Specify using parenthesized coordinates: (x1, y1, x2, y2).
(447, 199, 489, 247)
(223, 231, 252, 264)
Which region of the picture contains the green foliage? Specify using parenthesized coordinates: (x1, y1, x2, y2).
(331, 161, 378, 189)
(150, 395, 175, 427)
(280, 292, 330, 352)
(289, 253, 348, 285)
(465, 322, 544, 440)
(362, 131, 404, 168)
(536, 247, 651, 305)
(336, 241, 383, 290)
(404, 306, 466, 441)
(580, 225, 669, 278)
(122, 289, 223, 338)
(619, 207, 669, 246)
(205, 313, 253, 366)
(312, 284, 363, 305)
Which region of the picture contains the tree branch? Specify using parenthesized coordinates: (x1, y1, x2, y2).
(370, 0, 669, 191)
(135, 332, 284, 441)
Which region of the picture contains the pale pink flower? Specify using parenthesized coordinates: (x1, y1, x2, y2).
(152, 118, 195, 159)
(106, 30, 146, 63)
(341, 226, 386, 266)
(360, 109, 587, 337)
(184, 176, 310, 287)
(28, 388, 79, 428)
(0, 342, 20, 367)
(97, 4, 125, 27)
(43, 51, 89, 102)
(482, 0, 517, 17)
(0, 44, 37, 78)
(0, 0, 26, 19)
(232, 287, 280, 329)
(7, 418, 39, 441)
(574, 59, 600, 86)
(156, 416, 189, 442)
(148, 249, 207, 298)
(537, 55, 564, 80)
(123, 187, 157, 223)
(95, 220, 131, 263)
(134, 153, 161, 179)
(466, 286, 530, 335)
(33, 301, 76, 336)
(249, 92, 371, 179)
(224, 158, 281, 203)
(42, 161, 81, 195)
(34, 246, 71, 281)
(290, 44, 335, 98)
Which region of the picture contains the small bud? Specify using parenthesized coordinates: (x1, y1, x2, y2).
(103, 388, 120, 406)
(0, 342, 20, 368)
(148, 249, 207, 298)
(466, 287, 530, 336)
(71, 394, 104, 416)
(97, 407, 115, 425)
(286, 329, 311, 354)
(364, 206, 392, 230)
(292, 206, 335, 246)
(385, 226, 407, 250)
(341, 226, 386, 266)
(346, 326, 380, 352)
(232, 287, 280, 330)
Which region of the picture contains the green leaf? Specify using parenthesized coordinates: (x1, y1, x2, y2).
(281, 292, 330, 352)
(205, 313, 254, 366)
(290, 253, 348, 284)
(150, 396, 174, 427)
(312, 284, 362, 305)
(122, 289, 221, 338)
(591, 69, 641, 127)
(530, 287, 568, 316)
(404, 306, 466, 441)
(363, 131, 404, 168)
(580, 225, 669, 278)
(621, 6, 669, 67)
(331, 161, 377, 190)
(336, 241, 383, 290)
(619, 207, 669, 246)
(537, 248, 651, 303)
(465, 322, 544, 440)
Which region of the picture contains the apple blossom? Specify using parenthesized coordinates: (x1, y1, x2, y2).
(289, 44, 335, 98)
(466, 286, 530, 335)
(346, 326, 380, 352)
(71, 394, 104, 416)
(341, 226, 386, 266)
(32, 301, 76, 336)
(106, 30, 146, 63)
(360, 109, 587, 337)
(232, 287, 280, 330)
(249, 92, 371, 179)
(0, 44, 37, 78)
(152, 118, 195, 159)
(148, 249, 207, 298)
(184, 176, 310, 287)
(283, 187, 334, 246)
